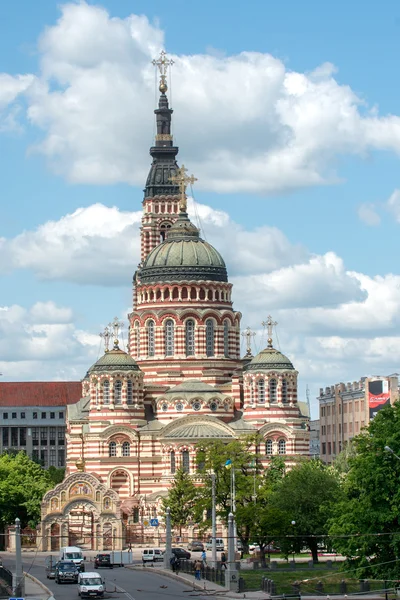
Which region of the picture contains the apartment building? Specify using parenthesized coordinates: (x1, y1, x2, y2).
(318, 375, 398, 464)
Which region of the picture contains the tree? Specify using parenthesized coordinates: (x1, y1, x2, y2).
(0, 451, 53, 528)
(328, 401, 400, 578)
(162, 468, 199, 535)
(47, 466, 66, 485)
(272, 458, 341, 563)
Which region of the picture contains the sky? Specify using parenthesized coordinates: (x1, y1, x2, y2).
(1, 0, 400, 417)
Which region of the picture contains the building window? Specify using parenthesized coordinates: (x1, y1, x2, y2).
(322, 442, 326, 455)
(32, 427, 39, 446)
(114, 380, 122, 404)
(250, 382, 254, 404)
(327, 424, 331, 434)
(3, 413, 8, 420)
(50, 412, 55, 419)
(2, 428, 9, 446)
(127, 380, 133, 404)
(133, 507, 140, 523)
(269, 379, 277, 403)
(109, 441, 117, 457)
(11, 428, 18, 446)
(59, 412, 64, 419)
(185, 319, 195, 356)
(327, 406, 331, 416)
(321, 407, 325, 417)
(40, 427, 48, 446)
(332, 442, 336, 454)
(41, 412, 46, 419)
(103, 380, 110, 404)
(182, 450, 190, 473)
(49, 427, 56, 446)
(33, 412, 37, 419)
(258, 379, 265, 403)
(343, 423, 347, 433)
(12, 413, 17, 419)
(134, 321, 140, 357)
(21, 412, 25, 419)
(58, 428, 65, 445)
(210, 401, 218, 412)
(122, 441, 130, 457)
(328, 442, 331, 454)
(176, 402, 184, 412)
(278, 439, 286, 455)
(170, 451, 176, 474)
(223, 320, 230, 358)
(40, 449, 47, 467)
(205, 319, 215, 357)
(192, 401, 201, 411)
(281, 379, 288, 403)
(165, 319, 175, 357)
(58, 449, 65, 467)
(32, 450, 39, 463)
(50, 449, 56, 466)
(265, 439, 273, 455)
(147, 320, 155, 357)
(339, 423, 342, 434)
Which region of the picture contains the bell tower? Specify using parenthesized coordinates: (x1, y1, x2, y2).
(141, 51, 181, 261)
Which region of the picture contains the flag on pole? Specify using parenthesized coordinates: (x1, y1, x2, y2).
(225, 459, 232, 469)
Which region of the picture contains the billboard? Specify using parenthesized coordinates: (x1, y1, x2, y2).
(368, 378, 391, 420)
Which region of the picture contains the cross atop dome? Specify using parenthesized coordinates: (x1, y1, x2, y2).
(261, 315, 278, 348)
(99, 326, 111, 352)
(108, 317, 124, 350)
(152, 50, 174, 94)
(241, 326, 256, 358)
(169, 164, 198, 212)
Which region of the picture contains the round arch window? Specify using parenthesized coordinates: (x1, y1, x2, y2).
(176, 402, 184, 412)
(192, 401, 201, 411)
(161, 403, 168, 412)
(210, 401, 218, 412)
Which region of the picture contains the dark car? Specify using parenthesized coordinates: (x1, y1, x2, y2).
(94, 554, 113, 569)
(171, 547, 191, 560)
(187, 541, 204, 552)
(55, 560, 79, 584)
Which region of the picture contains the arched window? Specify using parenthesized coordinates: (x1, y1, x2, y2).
(250, 381, 254, 404)
(165, 319, 175, 357)
(114, 380, 122, 404)
(185, 320, 195, 356)
(135, 322, 140, 357)
(109, 441, 116, 457)
(278, 439, 286, 455)
(265, 439, 273, 455)
(147, 321, 155, 357)
(269, 378, 277, 403)
(224, 320, 230, 358)
(258, 379, 265, 403)
(170, 451, 176, 474)
(205, 319, 215, 357)
(122, 441, 130, 457)
(127, 380, 133, 404)
(160, 222, 171, 242)
(282, 379, 288, 403)
(103, 380, 110, 404)
(182, 449, 190, 473)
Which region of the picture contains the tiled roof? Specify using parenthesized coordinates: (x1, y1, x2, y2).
(0, 382, 82, 407)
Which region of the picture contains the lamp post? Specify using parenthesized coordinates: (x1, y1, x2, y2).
(164, 507, 172, 569)
(291, 520, 296, 564)
(14, 518, 24, 598)
(211, 473, 217, 568)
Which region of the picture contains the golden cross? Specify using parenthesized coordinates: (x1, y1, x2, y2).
(99, 326, 111, 352)
(261, 316, 278, 348)
(152, 50, 174, 93)
(108, 316, 124, 349)
(169, 164, 198, 211)
(241, 326, 256, 357)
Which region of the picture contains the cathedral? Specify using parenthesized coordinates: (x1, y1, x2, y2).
(39, 53, 310, 550)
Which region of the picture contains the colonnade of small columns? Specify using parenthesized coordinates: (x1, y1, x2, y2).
(136, 282, 233, 306)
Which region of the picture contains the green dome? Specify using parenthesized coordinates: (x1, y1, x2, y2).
(244, 347, 295, 372)
(139, 212, 227, 284)
(89, 348, 140, 373)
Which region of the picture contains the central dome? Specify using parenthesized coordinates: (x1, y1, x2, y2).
(139, 212, 227, 284)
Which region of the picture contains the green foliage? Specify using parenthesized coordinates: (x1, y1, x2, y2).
(47, 466, 66, 485)
(0, 451, 53, 527)
(328, 401, 400, 578)
(162, 468, 199, 534)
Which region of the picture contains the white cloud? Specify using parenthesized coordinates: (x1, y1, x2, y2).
(358, 202, 381, 226)
(0, 73, 35, 131)
(387, 189, 400, 222)
(1, 2, 400, 192)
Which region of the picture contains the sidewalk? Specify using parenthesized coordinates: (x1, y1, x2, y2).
(24, 572, 52, 600)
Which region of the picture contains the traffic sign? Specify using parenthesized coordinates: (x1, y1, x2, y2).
(143, 519, 150, 527)
(150, 518, 159, 527)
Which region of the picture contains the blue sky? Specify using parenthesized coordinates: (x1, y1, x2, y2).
(1, 0, 400, 416)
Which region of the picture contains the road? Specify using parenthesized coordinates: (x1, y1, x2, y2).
(1, 554, 214, 600)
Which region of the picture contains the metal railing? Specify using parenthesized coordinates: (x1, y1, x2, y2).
(178, 559, 226, 587)
(0, 566, 13, 588)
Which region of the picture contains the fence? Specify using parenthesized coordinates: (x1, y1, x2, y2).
(0, 566, 13, 589)
(259, 577, 396, 596)
(179, 559, 226, 587)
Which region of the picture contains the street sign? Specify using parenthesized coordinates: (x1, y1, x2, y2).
(150, 518, 159, 527)
(9, 597, 24, 600)
(143, 519, 150, 527)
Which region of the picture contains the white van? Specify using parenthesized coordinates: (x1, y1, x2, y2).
(77, 572, 104, 597)
(205, 538, 224, 551)
(141, 548, 163, 564)
(60, 546, 85, 571)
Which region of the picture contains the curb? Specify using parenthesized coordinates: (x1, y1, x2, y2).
(127, 564, 225, 593)
(25, 571, 53, 599)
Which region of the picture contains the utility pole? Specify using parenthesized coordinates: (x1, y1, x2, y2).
(211, 473, 217, 567)
(14, 518, 24, 597)
(226, 512, 237, 591)
(164, 507, 172, 569)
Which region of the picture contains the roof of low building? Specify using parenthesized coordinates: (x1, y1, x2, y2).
(0, 381, 82, 407)
(165, 380, 222, 395)
(88, 347, 140, 373)
(244, 346, 295, 372)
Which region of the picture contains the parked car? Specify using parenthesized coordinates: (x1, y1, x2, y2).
(141, 548, 164, 564)
(45, 556, 59, 579)
(187, 541, 204, 552)
(77, 572, 104, 598)
(171, 547, 191, 560)
(205, 538, 224, 551)
(94, 554, 113, 569)
(55, 560, 79, 584)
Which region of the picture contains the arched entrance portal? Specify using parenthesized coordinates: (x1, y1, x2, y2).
(50, 523, 60, 551)
(66, 501, 95, 550)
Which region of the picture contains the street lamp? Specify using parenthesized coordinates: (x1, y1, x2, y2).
(384, 446, 400, 461)
(291, 520, 296, 564)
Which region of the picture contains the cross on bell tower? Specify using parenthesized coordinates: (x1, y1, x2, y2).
(169, 164, 198, 212)
(261, 315, 278, 348)
(241, 326, 256, 358)
(152, 50, 174, 94)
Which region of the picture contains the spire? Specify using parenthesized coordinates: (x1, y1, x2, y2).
(145, 50, 180, 198)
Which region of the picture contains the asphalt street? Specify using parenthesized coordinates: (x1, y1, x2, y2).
(2, 555, 214, 600)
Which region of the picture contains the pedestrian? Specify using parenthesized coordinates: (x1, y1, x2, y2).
(128, 543, 132, 553)
(201, 549, 207, 566)
(170, 555, 177, 572)
(194, 559, 202, 581)
(220, 552, 227, 569)
(175, 557, 181, 574)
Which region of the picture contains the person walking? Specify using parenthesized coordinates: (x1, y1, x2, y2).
(220, 552, 227, 569)
(194, 559, 202, 581)
(201, 549, 207, 566)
